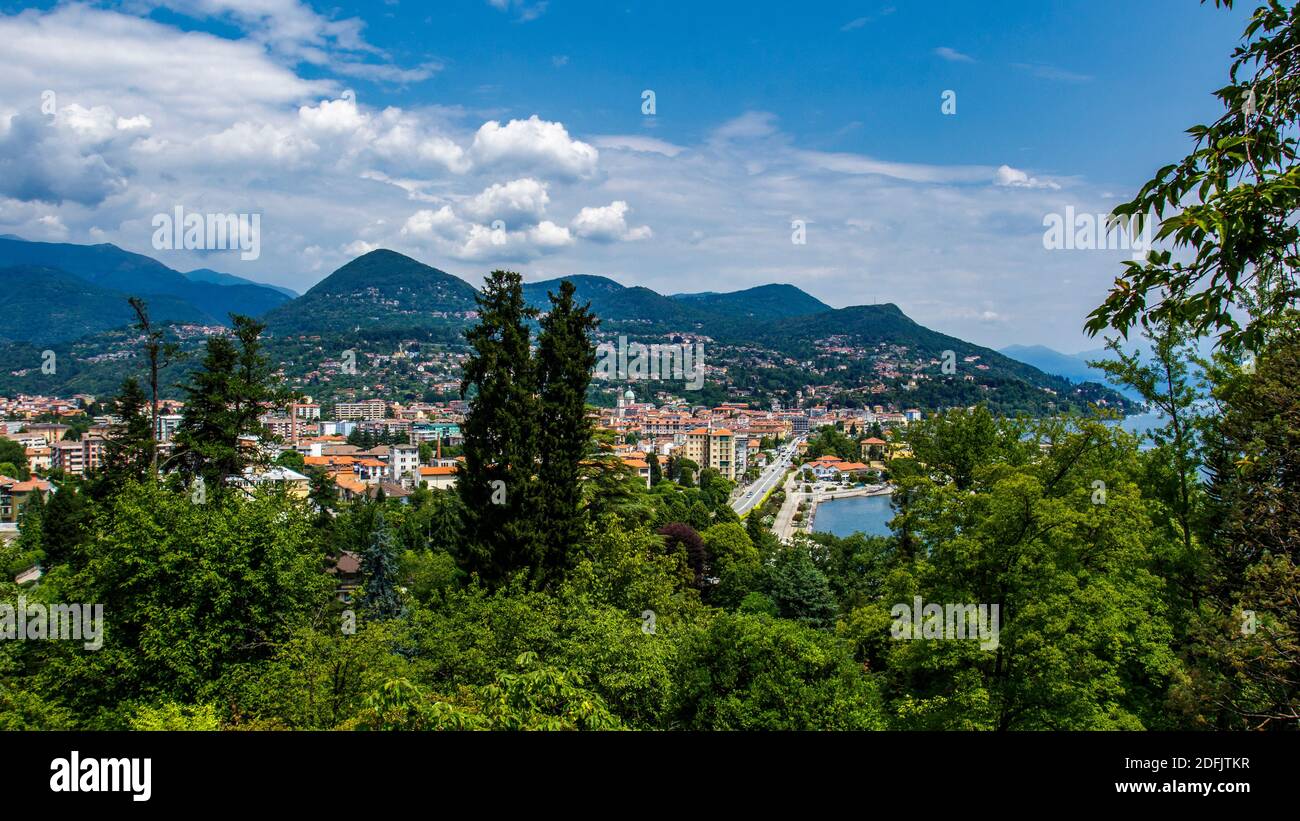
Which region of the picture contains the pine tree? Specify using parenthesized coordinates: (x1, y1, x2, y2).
(361, 509, 403, 620)
(534, 280, 599, 587)
(174, 315, 285, 488)
(99, 377, 154, 490)
(457, 270, 541, 585)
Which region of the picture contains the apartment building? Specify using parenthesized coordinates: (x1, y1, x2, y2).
(50, 436, 104, 476)
(0, 475, 52, 523)
(334, 399, 387, 421)
(683, 427, 741, 481)
(390, 443, 419, 484)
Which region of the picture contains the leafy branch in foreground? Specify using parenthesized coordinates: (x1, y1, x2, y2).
(1087, 0, 1300, 353)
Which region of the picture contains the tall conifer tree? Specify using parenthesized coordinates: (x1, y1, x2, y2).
(535, 280, 599, 586)
(457, 270, 541, 585)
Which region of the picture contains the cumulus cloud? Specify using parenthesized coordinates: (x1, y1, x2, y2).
(400, 202, 571, 261)
(460, 178, 550, 226)
(570, 201, 652, 242)
(470, 115, 599, 179)
(0, 110, 127, 205)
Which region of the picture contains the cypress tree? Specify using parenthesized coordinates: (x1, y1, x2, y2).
(457, 270, 541, 585)
(534, 280, 599, 587)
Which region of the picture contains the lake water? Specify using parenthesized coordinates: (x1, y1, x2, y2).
(1115, 409, 1165, 439)
(812, 493, 894, 538)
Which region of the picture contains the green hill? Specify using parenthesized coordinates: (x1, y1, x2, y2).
(262, 249, 480, 338)
(672, 283, 832, 319)
(0, 237, 292, 323)
(0, 265, 215, 344)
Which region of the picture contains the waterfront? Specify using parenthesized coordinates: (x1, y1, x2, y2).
(812, 492, 894, 538)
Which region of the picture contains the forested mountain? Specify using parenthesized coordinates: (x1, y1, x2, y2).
(672, 283, 833, 319)
(0, 264, 214, 343)
(0, 237, 292, 336)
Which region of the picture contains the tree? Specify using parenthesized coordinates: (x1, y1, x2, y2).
(702, 522, 761, 607)
(534, 280, 599, 587)
(1085, 1, 1300, 354)
(672, 612, 883, 729)
(52, 482, 333, 711)
(1092, 318, 1206, 611)
(275, 450, 306, 472)
(174, 315, 284, 488)
(39, 481, 90, 568)
(648, 451, 662, 486)
(99, 377, 154, 490)
(361, 509, 404, 620)
(882, 417, 1179, 730)
(457, 270, 541, 586)
(128, 297, 181, 481)
(0, 438, 29, 480)
(1178, 323, 1300, 728)
(765, 545, 838, 626)
(906, 405, 1031, 491)
(658, 522, 708, 588)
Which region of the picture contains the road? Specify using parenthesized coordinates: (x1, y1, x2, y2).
(732, 437, 803, 515)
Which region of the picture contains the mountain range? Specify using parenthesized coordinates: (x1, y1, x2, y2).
(0, 237, 294, 342)
(0, 239, 1132, 413)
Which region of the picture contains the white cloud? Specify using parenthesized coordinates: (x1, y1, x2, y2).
(570, 201, 651, 242)
(460, 178, 550, 226)
(994, 164, 1061, 190)
(470, 115, 598, 179)
(142, 0, 435, 82)
(528, 220, 572, 248)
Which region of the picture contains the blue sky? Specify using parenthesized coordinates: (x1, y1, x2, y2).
(0, 0, 1252, 351)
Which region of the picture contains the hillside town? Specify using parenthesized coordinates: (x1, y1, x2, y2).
(0, 387, 924, 542)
